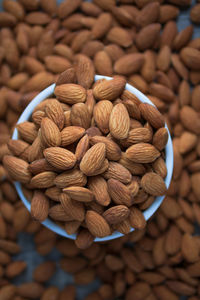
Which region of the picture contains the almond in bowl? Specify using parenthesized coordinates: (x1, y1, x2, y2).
(3, 69, 173, 249)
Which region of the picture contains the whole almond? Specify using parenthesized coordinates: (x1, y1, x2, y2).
(93, 76, 126, 101)
(56, 68, 76, 86)
(94, 50, 113, 76)
(7, 139, 29, 157)
(153, 157, 167, 178)
(149, 83, 175, 102)
(156, 45, 171, 72)
(31, 190, 49, 222)
(159, 5, 179, 24)
(63, 186, 94, 202)
(93, 100, 113, 134)
(179, 131, 197, 154)
(129, 207, 146, 229)
(41, 117, 61, 147)
(86, 210, 111, 238)
(3, 155, 31, 183)
(119, 152, 146, 175)
(54, 169, 87, 188)
(54, 83, 86, 104)
(107, 27, 132, 48)
(180, 47, 200, 70)
(114, 53, 144, 75)
(181, 234, 199, 263)
(123, 128, 152, 146)
(45, 186, 61, 202)
(61, 126, 85, 146)
(90, 135, 121, 161)
(91, 12, 112, 39)
(60, 193, 85, 221)
(17, 282, 44, 299)
(190, 4, 200, 24)
(165, 225, 182, 255)
(141, 172, 167, 196)
(107, 178, 133, 207)
(74, 54, 95, 89)
(49, 204, 73, 222)
(136, 2, 160, 27)
(109, 103, 130, 139)
(75, 134, 90, 163)
(88, 175, 111, 206)
(103, 205, 130, 225)
(126, 143, 160, 163)
(139, 103, 165, 129)
(80, 143, 106, 176)
(104, 162, 132, 184)
(58, 0, 81, 19)
(153, 128, 169, 151)
(45, 99, 65, 130)
(173, 25, 193, 50)
(44, 147, 76, 170)
(17, 121, 38, 143)
(180, 106, 200, 134)
(71, 103, 91, 129)
(44, 55, 71, 73)
(5, 261, 27, 278)
(136, 23, 161, 51)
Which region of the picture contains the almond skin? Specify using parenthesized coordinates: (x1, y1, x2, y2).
(107, 178, 133, 207)
(109, 103, 130, 140)
(31, 190, 49, 222)
(129, 207, 146, 230)
(141, 172, 167, 196)
(91, 12, 112, 39)
(41, 117, 61, 147)
(17, 121, 38, 144)
(3, 155, 31, 183)
(80, 143, 106, 176)
(75, 134, 90, 163)
(114, 53, 144, 75)
(126, 143, 160, 163)
(139, 103, 165, 129)
(60, 193, 85, 221)
(54, 169, 87, 189)
(86, 210, 111, 238)
(153, 128, 169, 151)
(43, 147, 76, 170)
(74, 54, 95, 89)
(103, 205, 130, 225)
(107, 26, 132, 48)
(54, 83, 87, 104)
(63, 186, 94, 202)
(70, 103, 91, 129)
(88, 176, 111, 206)
(104, 162, 132, 184)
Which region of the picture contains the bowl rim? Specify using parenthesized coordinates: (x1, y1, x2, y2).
(12, 75, 174, 242)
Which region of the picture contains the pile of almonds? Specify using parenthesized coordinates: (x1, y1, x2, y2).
(3, 72, 168, 240)
(0, 0, 200, 299)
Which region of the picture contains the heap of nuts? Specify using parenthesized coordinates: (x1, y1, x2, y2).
(0, 0, 200, 299)
(3, 72, 168, 241)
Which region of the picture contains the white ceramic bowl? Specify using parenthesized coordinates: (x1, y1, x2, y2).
(12, 75, 174, 242)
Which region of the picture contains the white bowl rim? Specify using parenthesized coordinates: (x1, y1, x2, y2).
(12, 75, 174, 242)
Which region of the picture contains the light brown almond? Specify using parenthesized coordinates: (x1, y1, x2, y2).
(103, 205, 130, 225)
(107, 178, 133, 207)
(93, 76, 126, 101)
(54, 169, 87, 188)
(31, 190, 49, 222)
(86, 210, 111, 238)
(63, 186, 94, 202)
(60, 193, 85, 221)
(90, 135, 121, 161)
(54, 83, 86, 104)
(41, 117, 61, 147)
(61, 126, 85, 146)
(3, 155, 31, 183)
(109, 103, 130, 140)
(129, 207, 146, 230)
(45, 99, 65, 130)
(104, 161, 132, 184)
(88, 175, 111, 206)
(93, 100, 113, 134)
(126, 143, 160, 163)
(44, 147, 76, 170)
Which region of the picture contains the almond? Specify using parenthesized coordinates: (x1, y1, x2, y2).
(103, 205, 130, 225)
(190, 4, 200, 24)
(141, 172, 167, 196)
(43, 147, 76, 170)
(80, 143, 106, 176)
(91, 12, 112, 39)
(25, 12, 50, 25)
(41, 117, 61, 147)
(123, 128, 152, 146)
(126, 143, 160, 163)
(114, 53, 144, 75)
(180, 106, 200, 134)
(171, 54, 189, 80)
(60, 193, 85, 221)
(93, 76, 126, 101)
(31, 190, 49, 222)
(156, 45, 171, 72)
(45, 99, 65, 130)
(17, 282, 44, 299)
(56, 68, 76, 86)
(63, 186, 94, 202)
(49, 204, 73, 222)
(75, 229, 94, 250)
(45, 186, 61, 202)
(86, 210, 111, 238)
(75, 134, 90, 163)
(107, 27, 132, 48)
(149, 83, 175, 102)
(136, 23, 161, 51)
(58, 0, 81, 19)
(71, 103, 91, 129)
(88, 175, 111, 206)
(61, 126, 85, 146)
(31, 171, 56, 188)
(180, 47, 200, 70)
(159, 5, 180, 24)
(153, 157, 167, 178)
(93, 100, 113, 134)
(54, 83, 86, 104)
(5, 261, 27, 278)
(3, 155, 31, 183)
(0, 12, 17, 27)
(119, 153, 146, 175)
(104, 162, 132, 184)
(85, 89, 96, 116)
(54, 169, 87, 188)
(17, 121, 38, 143)
(107, 178, 133, 207)
(165, 225, 182, 255)
(74, 54, 95, 89)
(136, 2, 160, 27)
(7, 139, 29, 157)
(139, 103, 165, 129)
(160, 21, 178, 48)
(94, 50, 113, 76)
(129, 207, 146, 229)
(109, 103, 130, 140)
(179, 131, 197, 154)
(153, 128, 169, 151)
(173, 25, 193, 50)
(90, 136, 121, 161)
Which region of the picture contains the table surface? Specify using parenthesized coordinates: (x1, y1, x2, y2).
(0, 1, 199, 299)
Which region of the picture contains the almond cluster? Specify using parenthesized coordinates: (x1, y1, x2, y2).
(3, 73, 168, 239)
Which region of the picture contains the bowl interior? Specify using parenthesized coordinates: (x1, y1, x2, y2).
(12, 75, 174, 242)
